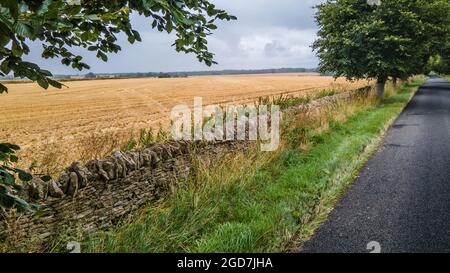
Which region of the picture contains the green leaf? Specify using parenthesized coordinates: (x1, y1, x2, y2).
(47, 78, 63, 89)
(16, 168, 32, 182)
(166, 22, 173, 33)
(0, 193, 15, 209)
(1, 59, 11, 74)
(2, 0, 19, 17)
(13, 183, 23, 191)
(14, 21, 32, 38)
(85, 14, 100, 21)
(97, 51, 108, 62)
(37, 0, 53, 15)
(132, 30, 142, 42)
(61, 58, 71, 66)
(9, 144, 20, 150)
(0, 143, 19, 153)
(9, 154, 18, 163)
(37, 78, 49, 89)
(39, 69, 52, 77)
(14, 196, 31, 212)
(41, 175, 52, 182)
(31, 203, 41, 211)
(0, 169, 15, 186)
(0, 83, 7, 94)
(11, 41, 23, 57)
(20, 61, 40, 70)
(0, 143, 14, 152)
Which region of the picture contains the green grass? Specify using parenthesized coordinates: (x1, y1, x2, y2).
(82, 80, 423, 253)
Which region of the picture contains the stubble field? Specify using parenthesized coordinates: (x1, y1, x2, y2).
(0, 73, 369, 174)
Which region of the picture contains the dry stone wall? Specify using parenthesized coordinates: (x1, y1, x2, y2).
(0, 141, 195, 249)
(295, 86, 372, 113)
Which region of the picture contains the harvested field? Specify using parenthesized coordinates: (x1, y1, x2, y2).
(0, 73, 369, 174)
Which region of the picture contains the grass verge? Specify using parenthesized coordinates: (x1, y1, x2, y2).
(81, 79, 424, 253)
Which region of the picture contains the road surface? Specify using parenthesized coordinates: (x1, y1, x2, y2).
(301, 77, 450, 253)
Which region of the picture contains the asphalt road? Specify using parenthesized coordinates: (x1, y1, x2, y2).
(300, 77, 450, 253)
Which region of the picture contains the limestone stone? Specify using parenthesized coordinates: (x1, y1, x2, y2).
(48, 181, 64, 198)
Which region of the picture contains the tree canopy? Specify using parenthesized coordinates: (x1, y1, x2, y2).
(0, 0, 235, 211)
(313, 0, 450, 96)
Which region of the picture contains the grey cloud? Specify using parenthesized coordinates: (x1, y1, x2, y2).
(264, 41, 288, 58)
(214, 0, 322, 29)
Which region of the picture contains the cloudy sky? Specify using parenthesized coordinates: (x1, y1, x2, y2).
(25, 0, 323, 74)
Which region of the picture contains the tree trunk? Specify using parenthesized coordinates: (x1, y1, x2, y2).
(376, 79, 386, 99)
(393, 77, 398, 88)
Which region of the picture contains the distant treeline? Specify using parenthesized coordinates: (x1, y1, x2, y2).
(65, 67, 318, 79)
(0, 68, 320, 82)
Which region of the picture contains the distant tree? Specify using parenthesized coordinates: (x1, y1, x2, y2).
(313, 0, 450, 97)
(158, 72, 171, 78)
(407, 0, 450, 76)
(426, 34, 450, 75)
(85, 72, 96, 79)
(0, 0, 235, 211)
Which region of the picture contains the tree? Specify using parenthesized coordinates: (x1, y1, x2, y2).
(430, 55, 450, 75)
(313, 0, 450, 97)
(429, 39, 450, 75)
(0, 0, 236, 210)
(85, 72, 96, 78)
(409, 0, 450, 76)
